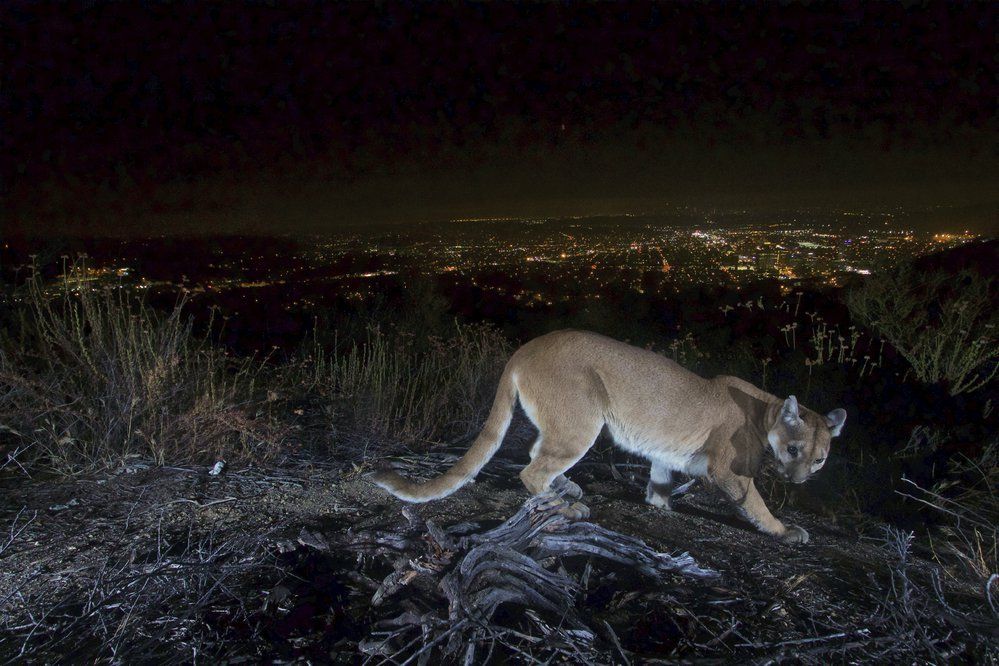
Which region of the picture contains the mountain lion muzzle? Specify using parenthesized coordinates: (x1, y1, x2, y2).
(371, 330, 846, 544)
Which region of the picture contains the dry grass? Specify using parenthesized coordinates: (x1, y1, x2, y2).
(1, 253, 996, 662)
(0, 263, 287, 474)
(0, 264, 511, 474)
(901, 438, 999, 590)
(0, 518, 278, 664)
(875, 525, 998, 662)
(290, 322, 510, 452)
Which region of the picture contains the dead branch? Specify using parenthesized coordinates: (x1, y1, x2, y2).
(336, 493, 717, 663)
(1, 507, 37, 557)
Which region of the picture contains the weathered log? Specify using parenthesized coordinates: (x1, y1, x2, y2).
(339, 493, 717, 662)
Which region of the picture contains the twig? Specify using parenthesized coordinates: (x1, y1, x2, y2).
(987, 574, 998, 616)
(156, 497, 237, 510)
(396, 619, 469, 666)
(897, 477, 993, 528)
(601, 620, 631, 666)
(0, 444, 34, 477)
(2, 507, 37, 556)
(745, 629, 863, 649)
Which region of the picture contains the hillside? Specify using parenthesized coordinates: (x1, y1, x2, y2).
(0, 243, 996, 663)
(1, 435, 995, 663)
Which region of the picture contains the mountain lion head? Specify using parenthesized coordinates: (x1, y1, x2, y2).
(768, 395, 846, 484)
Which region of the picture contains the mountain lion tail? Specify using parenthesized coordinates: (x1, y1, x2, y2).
(369, 365, 518, 502)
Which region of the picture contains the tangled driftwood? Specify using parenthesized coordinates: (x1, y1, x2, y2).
(334, 494, 717, 663)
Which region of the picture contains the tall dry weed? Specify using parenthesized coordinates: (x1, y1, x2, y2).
(0, 262, 285, 473)
(295, 322, 510, 452)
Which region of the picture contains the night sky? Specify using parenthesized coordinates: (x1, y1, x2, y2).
(4, 2, 997, 236)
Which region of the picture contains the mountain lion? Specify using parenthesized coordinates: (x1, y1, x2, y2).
(372, 330, 846, 544)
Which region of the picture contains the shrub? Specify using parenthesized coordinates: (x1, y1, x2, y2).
(0, 264, 286, 473)
(845, 263, 997, 395)
(294, 321, 511, 453)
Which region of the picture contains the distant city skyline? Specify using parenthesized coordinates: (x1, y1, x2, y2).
(16, 218, 979, 294)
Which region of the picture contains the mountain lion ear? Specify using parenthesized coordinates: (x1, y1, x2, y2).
(781, 395, 800, 425)
(826, 408, 847, 437)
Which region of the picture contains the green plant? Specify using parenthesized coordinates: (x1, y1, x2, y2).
(846, 264, 997, 395)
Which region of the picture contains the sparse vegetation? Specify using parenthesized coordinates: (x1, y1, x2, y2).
(905, 437, 998, 591)
(1, 518, 276, 663)
(0, 264, 287, 474)
(1, 459, 995, 664)
(292, 322, 509, 452)
(0, 264, 510, 475)
(846, 262, 998, 395)
(1, 248, 996, 663)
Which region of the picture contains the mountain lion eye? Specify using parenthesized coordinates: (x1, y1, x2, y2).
(787, 445, 799, 457)
(815, 457, 825, 464)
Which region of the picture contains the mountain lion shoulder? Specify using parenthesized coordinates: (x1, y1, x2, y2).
(371, 329, 846, 544)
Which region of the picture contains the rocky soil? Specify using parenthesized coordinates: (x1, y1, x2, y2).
(1, 435, 996, 664)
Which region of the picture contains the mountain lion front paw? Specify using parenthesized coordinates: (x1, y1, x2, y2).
(781, 524, 809, 544)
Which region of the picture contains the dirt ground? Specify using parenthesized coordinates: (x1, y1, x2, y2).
(1, 432, 996, 664)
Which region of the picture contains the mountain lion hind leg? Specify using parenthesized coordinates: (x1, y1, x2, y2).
(519, 417, 603, 520)
(550, 474, 584, 499)
(526, 435, 584, 499)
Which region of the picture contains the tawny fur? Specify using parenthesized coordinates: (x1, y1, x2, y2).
(371, 330, 846, 543)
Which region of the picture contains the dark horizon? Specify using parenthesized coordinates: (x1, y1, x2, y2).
(4, 2, 997, 236)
